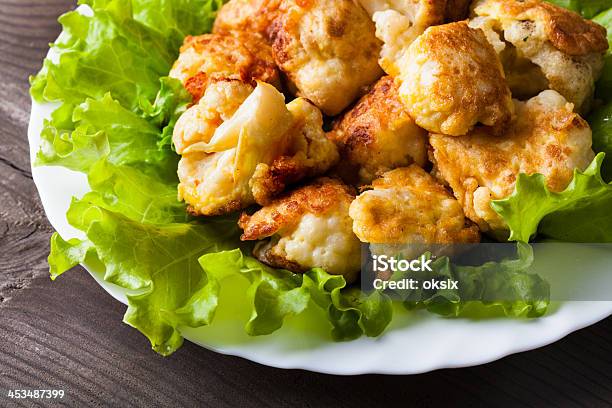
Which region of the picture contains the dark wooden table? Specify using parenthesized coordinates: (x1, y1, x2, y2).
(1, 1, 611, 407)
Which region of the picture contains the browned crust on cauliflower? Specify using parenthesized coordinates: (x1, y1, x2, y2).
(213, 0, 282, 39)
(239, 178, 355, 240)
(250, 156, 314, 205)
(249, 98, 340, 205)
(429, 90, 595, 232)
(472, 0, 608, 56)
(171, 32, 281, 102)
(329, 76, 428, 184)
(268, 0, 383, 116)
(400, 21, 514, 136)
(349, 166, 481, 245)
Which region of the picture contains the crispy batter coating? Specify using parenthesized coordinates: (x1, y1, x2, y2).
(250, 98, 340, 204)
(430, 90, 595, 234)
(390, 21, 514, 136)
(361, 0, 445, 27)
(470, 0, 609, 113)
(169, 32, 281, 102)
(349, 166, 480, 245)
(239, 178, 361, 282)
(176, 82, 293, 216)
(329, 76, 427, 184)
(360, 0, 470, 24)
(370, 0, 471, 78)
(269, 0, 383, 116)
(472, 0, 608, 56)
(175, 82, 339, 215)
(213, 0, 282, 38)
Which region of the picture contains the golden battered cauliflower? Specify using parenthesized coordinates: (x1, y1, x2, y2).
(329, 76, 427, 185)
(250, 98, 340, 205)
(361, 0, 446, 28)
(370, 0, 471, 77)
(430, 90, 595, 234)
(173, 79, 254, 154)
(213, 0, 282, 38)
(349, 166, 480, 246)
(360, 0, 471, 25)
(239, 178, 361, 282)
(169, 31, 281, 102)
(389, 21, 515, 136)
(470, 0, 609, 113)
(175, 81, 339, 215)
(176, 82, 293, 216)
(269, 0, 383, 116)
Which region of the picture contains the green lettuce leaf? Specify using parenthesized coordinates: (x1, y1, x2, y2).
(593, 8, 612, 100)
(547, 0, 611, 19)
(199, 251, 393, 341)
(304, 269, 393, 341)
(588, 9, 612, 179)
(589, 102, 612, 180)
(84, 0, 222, 50)
(31, 7, 171, 109)
(492, 154, 612, 242)
(37, 93, 178, 173)
(30, 0, 222, 109)
(84, 160, 189, 224)
(49, 198, 239, 355)
(139, 77, 193, 149)
(388, 243, 548, 318)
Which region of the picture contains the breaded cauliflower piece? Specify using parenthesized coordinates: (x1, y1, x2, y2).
(213, 0, 282, 38)
(349, 166, 480, 245)
(169, 31, 280, 102)
(250, 98, 339, 205)
(173, 79, 254, 154)
(175, 82, 339, 215)
(470, 0, 609, 113)
(388, 21, 514, 136)
(360, 0, 471, 24)
(269, 0, 383, 116)
(239, 178, 361, 282)
(361, 0, 446, 28)
(430, 90, 595, 234)
(329, 76, 427, 184)
(370, 0, 471, 78)
(176, 82, 293, 216)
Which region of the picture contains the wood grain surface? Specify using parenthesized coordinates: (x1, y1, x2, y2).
(0, 1, 611, 407)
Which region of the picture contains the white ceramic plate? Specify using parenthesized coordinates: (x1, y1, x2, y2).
(28, 19, 612, 374)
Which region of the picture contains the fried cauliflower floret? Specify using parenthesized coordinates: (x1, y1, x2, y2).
(370, 0, 471, 77)
(169, 32, 281, 102)
(393, 21, 515, 136)
(239, 178, 361, 282)
(176, 82, 293, 216)
(349, 166, 480, 246)
(470, 0, 609, 113)
(173, 79, 254, 154)
(329, 76, 427, 185)
(213, 0, 282, 38)
(251, 98, 339, 205)
(430, 90, 595, 234)
(360, 0, 471, 24)
(269, 0, 383, 116)
(361, 0, 446, 28)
